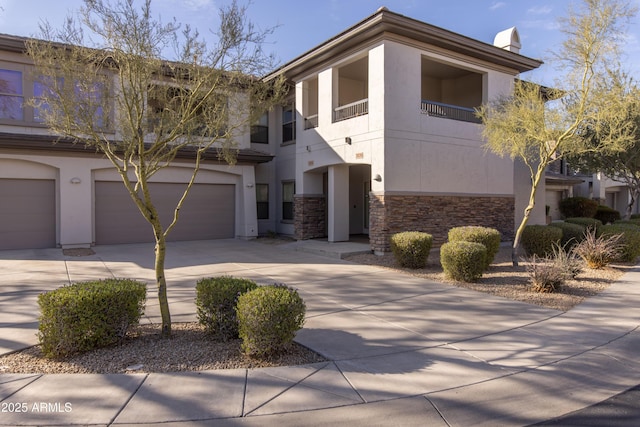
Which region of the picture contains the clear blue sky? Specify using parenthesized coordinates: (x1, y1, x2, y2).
(1, 0, 639, 86)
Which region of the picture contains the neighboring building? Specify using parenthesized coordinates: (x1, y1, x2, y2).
(0, 7, 545, 252)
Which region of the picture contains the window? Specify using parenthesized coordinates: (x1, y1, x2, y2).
(75, 79, 109, 129)
(33, 77, 63, 122)
(251, 112, 269, 144)
(256, 184, 269, 219)
(282, 181, 295, 221)
(282, 103, 295, 143)
(0, 69, 23, 120)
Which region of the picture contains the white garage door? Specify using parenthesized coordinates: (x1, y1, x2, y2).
(0, 178, 56, 250)
(95, 181, 235, 245)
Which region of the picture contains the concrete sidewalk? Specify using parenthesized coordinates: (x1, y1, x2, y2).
(0, 239, 639, 426)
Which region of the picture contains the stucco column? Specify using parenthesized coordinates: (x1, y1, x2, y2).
(59, 168, 93, 248)
(328, 164, 349, 242)
(238, 166, 258, 239)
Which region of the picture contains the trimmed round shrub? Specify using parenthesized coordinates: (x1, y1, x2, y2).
(559, 197, 598, 219)
(614, 219, 640, 227)
(548, 222, 586, 249)
(520, 225, 562, 257)
(447, 226, 501, 270)
(390, 231, 433, 269)
(564, 217, 603, 232)
(594, 205, 621, 224)
(38, 279, 146, 359)
(599, 224, 640, 262)
(196, 276, 258, 340)
(440, 241, 487, 282)
(631, 214, 640, 220)
(236, 285, 306, 357)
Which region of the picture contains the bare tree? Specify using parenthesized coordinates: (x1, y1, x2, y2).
(476, 0, 637, 266)
(26, 0, 287, 336)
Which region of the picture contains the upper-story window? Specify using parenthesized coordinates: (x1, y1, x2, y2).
(148, 85, 227, 137)
(33, 77, 62, 122)
(282, 103, 295, 143)
(250, 112, 269, 144)
(0, 69, 24, 120)
(420, 57, 483, 124)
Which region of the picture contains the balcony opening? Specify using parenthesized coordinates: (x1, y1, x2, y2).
(421, 57, 482, 124)
(334, 56, 368, 122)
(303, 76, 318, 130)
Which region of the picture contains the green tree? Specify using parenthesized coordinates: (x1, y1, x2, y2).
(476, 0, 637, 266)
(26, 0, 286, 337)
(568, 84, 640, 219)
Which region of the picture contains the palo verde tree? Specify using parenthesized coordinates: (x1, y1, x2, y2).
(568, 82, 640, 219)
(26, 0, 287, 336)
(476, 0, 638, 265)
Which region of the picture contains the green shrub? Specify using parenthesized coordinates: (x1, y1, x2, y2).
(236, 284, 306, 357)
(447, 226, 501, 270)
(390, 231, 433, 269)
(559, 197, 599, 218)
(548, 222, 586, 249)
(38, 279, 146, 359)
(599, 224, 640, 262)
(564, 217, 603, 232)
(573, 229, 622, 269)
(631, 214, 640, 220)
(614, 219, 640, 227)
(440, 241, 487, 282)
(526, 256, 565, 293)
(521, 225, 562, 257)
(594, 205, 621, 224)
(196, 276, 258, 340)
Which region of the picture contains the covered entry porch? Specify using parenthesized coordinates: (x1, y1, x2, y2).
(294, 164, 372, 243)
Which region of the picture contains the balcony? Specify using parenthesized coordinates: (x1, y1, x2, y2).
(334, 98, 368, 123)
(304, 114, 318, 130)
(420, 100, 481, 124)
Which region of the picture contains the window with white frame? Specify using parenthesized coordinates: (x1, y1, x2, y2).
(282, 181, 295, 221)
(251, 112, 269, 144)
(256, 183, 269, 220)
(0, 69, 24, 120)
(282, 103, 295, 143)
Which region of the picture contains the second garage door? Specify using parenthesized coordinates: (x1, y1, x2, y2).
(95, 181, 235, 245)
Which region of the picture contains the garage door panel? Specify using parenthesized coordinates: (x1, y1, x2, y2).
(0, 179, 56, 250)
(95, 181, 235, 245)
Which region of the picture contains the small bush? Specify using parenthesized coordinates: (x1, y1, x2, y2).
(614, 219, 640, 227)
(573, 229, 622, 269)
(594, 205, 621, 224)
(196, 276, 258, 340)
(448, 226, 501, 270)
(38, 279, 146, 359)
(440, 241, 487, 282)
(599, 224, 640, 262)
(559, 197, 599, 219)
(564, 217, 603, 232)
(631, 214, 640, 220)
(390, 231, 433, 269)
(521, 225, 562, 257)
(550, 243, 584, 279)
(526, 256, 565, 293)
(548, 222, 586, 249)
(236, 284, 306, 357)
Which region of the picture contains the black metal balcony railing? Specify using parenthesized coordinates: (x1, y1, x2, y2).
(334, 98, 368, 122)
(304, 114, 318, 130)
(420, 100, 481, 124)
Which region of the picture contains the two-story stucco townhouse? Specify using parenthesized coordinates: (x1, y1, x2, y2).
(0, 7, 544, 252)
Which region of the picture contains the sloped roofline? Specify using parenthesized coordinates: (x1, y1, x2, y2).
(265, 7, 543, 81)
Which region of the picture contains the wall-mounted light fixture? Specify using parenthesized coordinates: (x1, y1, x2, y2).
(373, 174, 382, 182)
(306, 145, 311, 152)
(70, 177, 81, 184)
(345, 137, 352, 145)
(246, 183, 254, 188)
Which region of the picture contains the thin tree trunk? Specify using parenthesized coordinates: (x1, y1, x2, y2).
(625, 189, 638, 220)
(512, 166, 544, 267)
(154, 229, 171, 337)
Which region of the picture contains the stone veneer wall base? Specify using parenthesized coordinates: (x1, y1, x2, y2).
(370, 193, 514, 253)
(294, 195, 326, 240)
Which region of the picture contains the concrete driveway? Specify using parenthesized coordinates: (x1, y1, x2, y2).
(1, 239, 639, 426)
